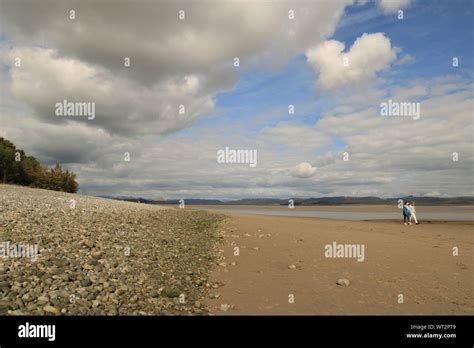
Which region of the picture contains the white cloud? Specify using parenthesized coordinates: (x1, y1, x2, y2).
(378, 0, 412, 14)
(306, 32, 397, 91)
(313, 75, 474, 196)
(391, 84, 428, 101)
(396, 53, 415, 65)
(3, 46, 223, 136)
(291, 162, 317, 178)
(0, 0, 352, 83)
(0, 0, 353, 138)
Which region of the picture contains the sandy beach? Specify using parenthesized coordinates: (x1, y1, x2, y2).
(201, 211, 473, 315)
(2, 185, 472, 316)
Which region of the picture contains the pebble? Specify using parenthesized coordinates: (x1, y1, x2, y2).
(37, 296, 50, 305)
(220, 304, 231, 311)
(43, 305, 60, 314)
(336, 278, 350, 287)
(81, 279, 93, 287)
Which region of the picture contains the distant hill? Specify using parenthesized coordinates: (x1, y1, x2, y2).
(104, 195, 474, 206)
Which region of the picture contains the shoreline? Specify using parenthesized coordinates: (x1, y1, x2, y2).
(187, 205, 474, 222)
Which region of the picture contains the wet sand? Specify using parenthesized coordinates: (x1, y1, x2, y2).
(201, 212, 473, 315)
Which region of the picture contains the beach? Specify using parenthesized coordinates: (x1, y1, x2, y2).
(1, 184, 472, 316)
(197, 208, 473, 315)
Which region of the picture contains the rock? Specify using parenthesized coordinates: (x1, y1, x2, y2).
(288, 264, 297, 270)
(21, 293, 31, 302)
(0, 281, 11, 289)
(161, 288, 180, 298)
(0, 301, 10, 315)
(336, 278, 350, 287)
(81, 278, 93, 287)
(149, 290, 160, 298)
(15, 298, 24, 309)
(43, 305, 60, 314)
(220, 304, 231, 311)
(80, 239, 94, 248)
(91, 251, 103, 259)
(26, 303, 37, 312)
(37, 296, 50, 305)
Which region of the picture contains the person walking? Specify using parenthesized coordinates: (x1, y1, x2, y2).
(409, 201, 419, 224)
(403, 201, 411, 225)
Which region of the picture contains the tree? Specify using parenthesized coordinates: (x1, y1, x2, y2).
(0, 137, 79, 193)
(0, 138, 17, 183)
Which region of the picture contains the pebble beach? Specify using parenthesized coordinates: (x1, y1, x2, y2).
(0, 184, 224, 315)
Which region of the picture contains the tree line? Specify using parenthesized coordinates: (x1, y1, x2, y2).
(0, 137, 79, 193)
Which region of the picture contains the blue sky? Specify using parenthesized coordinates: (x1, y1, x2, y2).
(207, 0, 473, 136)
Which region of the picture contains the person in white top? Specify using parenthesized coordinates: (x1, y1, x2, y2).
(409, 201, 419, 224)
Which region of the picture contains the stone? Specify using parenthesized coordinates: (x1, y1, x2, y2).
(336, 278, 350, 287)
(0, 281, 11, 289)
(81, 278, 93, 287)
(220, 304, 231, 311)
(43, 305, 60, 314)
(37, 296, 50, 305)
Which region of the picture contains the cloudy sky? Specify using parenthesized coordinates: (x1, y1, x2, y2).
(1, 0, 473, 199)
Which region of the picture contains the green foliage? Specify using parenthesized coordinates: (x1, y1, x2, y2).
(0, 137, 79, 193)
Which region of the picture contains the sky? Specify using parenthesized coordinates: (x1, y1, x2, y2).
(0, 0, 473, 200)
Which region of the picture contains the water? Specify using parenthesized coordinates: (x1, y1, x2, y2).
(200, 208, 473, 221)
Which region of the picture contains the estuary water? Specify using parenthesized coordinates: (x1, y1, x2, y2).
(199, 207, 473, 221)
